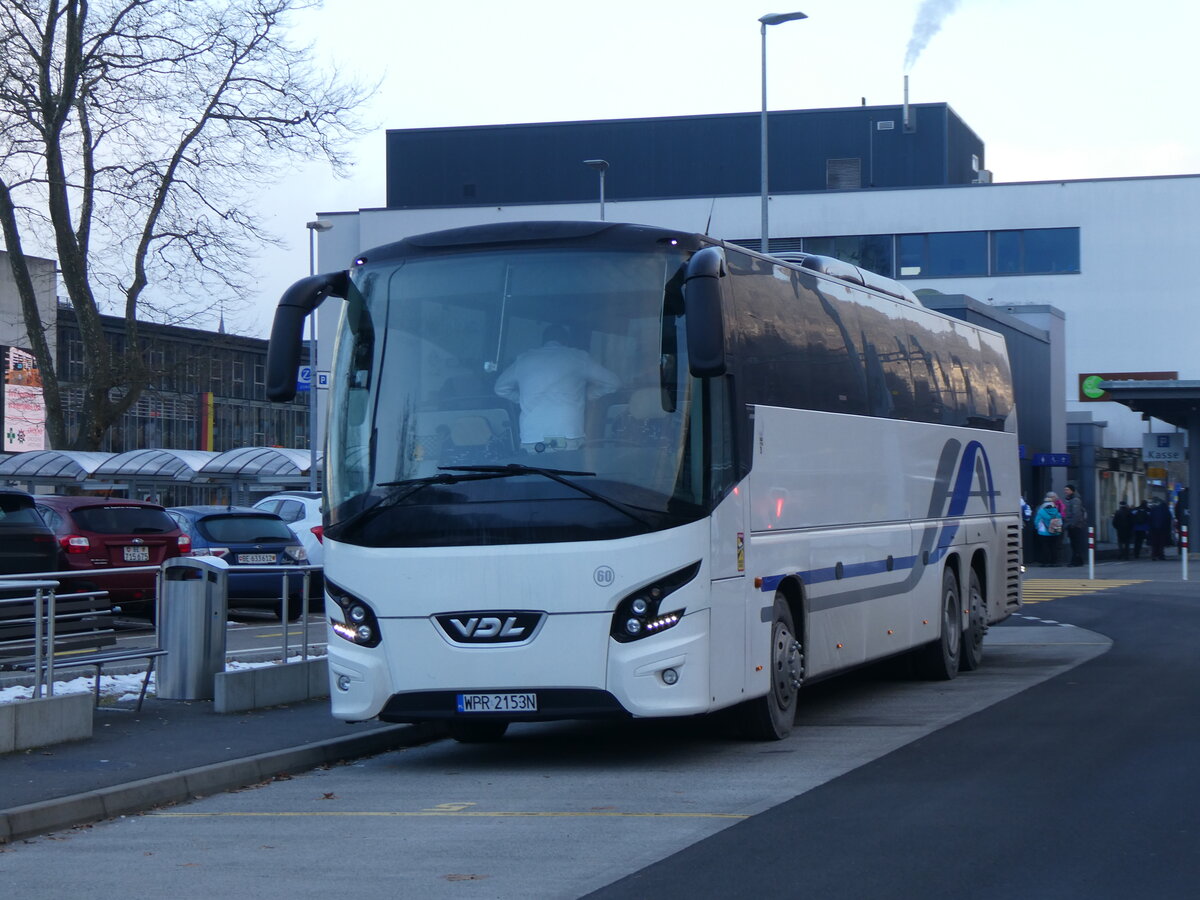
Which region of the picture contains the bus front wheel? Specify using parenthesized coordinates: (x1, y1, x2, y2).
(741, 594, 802, 741)
(915, 567, 962, 680)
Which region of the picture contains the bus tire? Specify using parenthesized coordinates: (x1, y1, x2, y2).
(915, 567, 962, 680)
(449, 720, 509, 743)
(959, 568, 985, 672)
(741, 594, 802, 741)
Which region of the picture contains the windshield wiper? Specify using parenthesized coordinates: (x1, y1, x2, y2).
(329, 464, 657, 539)
(438, 464, 655, 528)
(326, 471, 519, 538)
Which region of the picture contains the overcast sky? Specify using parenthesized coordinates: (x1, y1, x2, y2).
(241, 0, 1199, 335)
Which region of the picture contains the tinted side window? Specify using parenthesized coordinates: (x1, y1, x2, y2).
(168, 512, 196, 540)
(276, 500, 304, 523)
(36, 506, 65, 532)
(727, 253, 868, 416)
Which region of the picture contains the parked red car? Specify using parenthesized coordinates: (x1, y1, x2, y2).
(34, 496, 191, 618)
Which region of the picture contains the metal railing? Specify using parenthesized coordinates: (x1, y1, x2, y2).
(0, 580, 62, 698)
(193, 560, 323, 663)
(2, 559, 325, 700)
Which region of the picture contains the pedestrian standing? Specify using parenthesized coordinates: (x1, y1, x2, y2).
(1131, 500, 1150, 558)
(1046, 492, 1066, 565)
(1063, 484, 1088, 567)
(1111, 500, 1134, 560)
(1033, 495, 1064, 566)
(1148, 498, 1172, 560)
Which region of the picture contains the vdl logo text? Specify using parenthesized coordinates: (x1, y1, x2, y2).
(435, 611, 545, 644)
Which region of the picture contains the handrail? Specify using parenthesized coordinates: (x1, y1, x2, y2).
(0, 580, 60, 698)
(2, 561, 326, 700)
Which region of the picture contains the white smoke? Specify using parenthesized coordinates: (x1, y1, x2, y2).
(904, 0, 963, 71)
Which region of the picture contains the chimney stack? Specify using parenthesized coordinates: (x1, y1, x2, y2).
(902, 75, 913, 132)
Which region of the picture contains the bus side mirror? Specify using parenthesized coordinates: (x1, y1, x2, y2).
(266, 271, 348, 401)
(683, 246, 727, 377)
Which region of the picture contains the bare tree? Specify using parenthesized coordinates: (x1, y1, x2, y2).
(0, 0, 369, 449)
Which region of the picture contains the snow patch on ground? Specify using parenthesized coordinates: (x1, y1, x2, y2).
(0, 653, 326, 705)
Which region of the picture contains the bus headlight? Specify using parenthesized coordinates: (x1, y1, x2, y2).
(610, 561, 700, 643)
(327, 580, 382, 648)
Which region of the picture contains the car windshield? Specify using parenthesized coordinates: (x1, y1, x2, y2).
(71, 506, 175, 534)
(198, 515, 295, 544)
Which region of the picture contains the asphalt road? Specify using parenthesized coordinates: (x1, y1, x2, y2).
(0, 609, 1114, 898)
(591, 578, 1200, 899)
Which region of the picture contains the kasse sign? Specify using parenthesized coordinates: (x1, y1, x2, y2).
(1142, 433, 1186, 463)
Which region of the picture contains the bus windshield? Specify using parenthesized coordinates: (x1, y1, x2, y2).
(326, 244, 709, 547)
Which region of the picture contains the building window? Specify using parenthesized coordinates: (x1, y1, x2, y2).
(803, 235, 893, 277)
(898, 231, 988, 277)
(992, 227, 1080, 275)
(67, 336, 84, 380)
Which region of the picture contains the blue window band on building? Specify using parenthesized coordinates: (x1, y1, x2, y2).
(757, 439, 998, 608)
(736, 228, 1080, 280)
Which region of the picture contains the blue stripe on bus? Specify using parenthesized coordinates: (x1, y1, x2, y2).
(756, 440, 996, 594)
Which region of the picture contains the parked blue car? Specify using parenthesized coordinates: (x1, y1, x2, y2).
(166, 506, 310, 621)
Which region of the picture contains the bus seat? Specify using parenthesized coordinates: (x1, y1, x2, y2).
(450, 415, 494, 447)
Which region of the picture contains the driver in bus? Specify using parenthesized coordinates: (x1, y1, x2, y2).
(494, 324, 620, 453)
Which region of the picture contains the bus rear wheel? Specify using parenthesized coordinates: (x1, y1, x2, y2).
(449, 720, 509, 743)
(915, 567, 962, 680)
(960, 569, 985, 672)
(741, 594, 802, 741)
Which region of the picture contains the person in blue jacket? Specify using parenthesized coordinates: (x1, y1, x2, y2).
(1033, 495, 1063, 566)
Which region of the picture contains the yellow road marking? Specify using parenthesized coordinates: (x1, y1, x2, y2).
(1020, 579, 1146, 604)
(154, 810, 748, 820)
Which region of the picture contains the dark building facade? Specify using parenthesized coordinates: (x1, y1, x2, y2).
(385, 103, 987, 210)
(55, 306, 310, 453)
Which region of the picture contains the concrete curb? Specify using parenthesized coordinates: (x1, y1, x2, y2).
(0, 720, 445, 845)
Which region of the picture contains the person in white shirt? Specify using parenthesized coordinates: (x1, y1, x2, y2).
(494, 325, 619, 452)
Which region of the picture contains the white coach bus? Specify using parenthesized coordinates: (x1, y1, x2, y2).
(267, 221, 1021, 742)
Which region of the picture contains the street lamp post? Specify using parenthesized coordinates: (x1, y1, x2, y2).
(305, 219, 333, 491)
(759, 11, 807, 256)
(583, 159, 609, 221)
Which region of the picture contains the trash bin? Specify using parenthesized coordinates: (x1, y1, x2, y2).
(157, 556, 229, 700)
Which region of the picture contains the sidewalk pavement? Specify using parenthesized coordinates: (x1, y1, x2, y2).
(0, 689, 443, 844)
(4, 546, 1197, 845)
(1028, 542, 1199, 581)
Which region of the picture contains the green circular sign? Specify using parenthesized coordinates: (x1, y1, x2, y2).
(1081, 375, 1106, 399)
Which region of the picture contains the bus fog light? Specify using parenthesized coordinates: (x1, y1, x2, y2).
(336, 674, 352, 692)
(356, 625, 373, 641)
(661, 667, 679, 685)
(625, 618, 643, 635)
